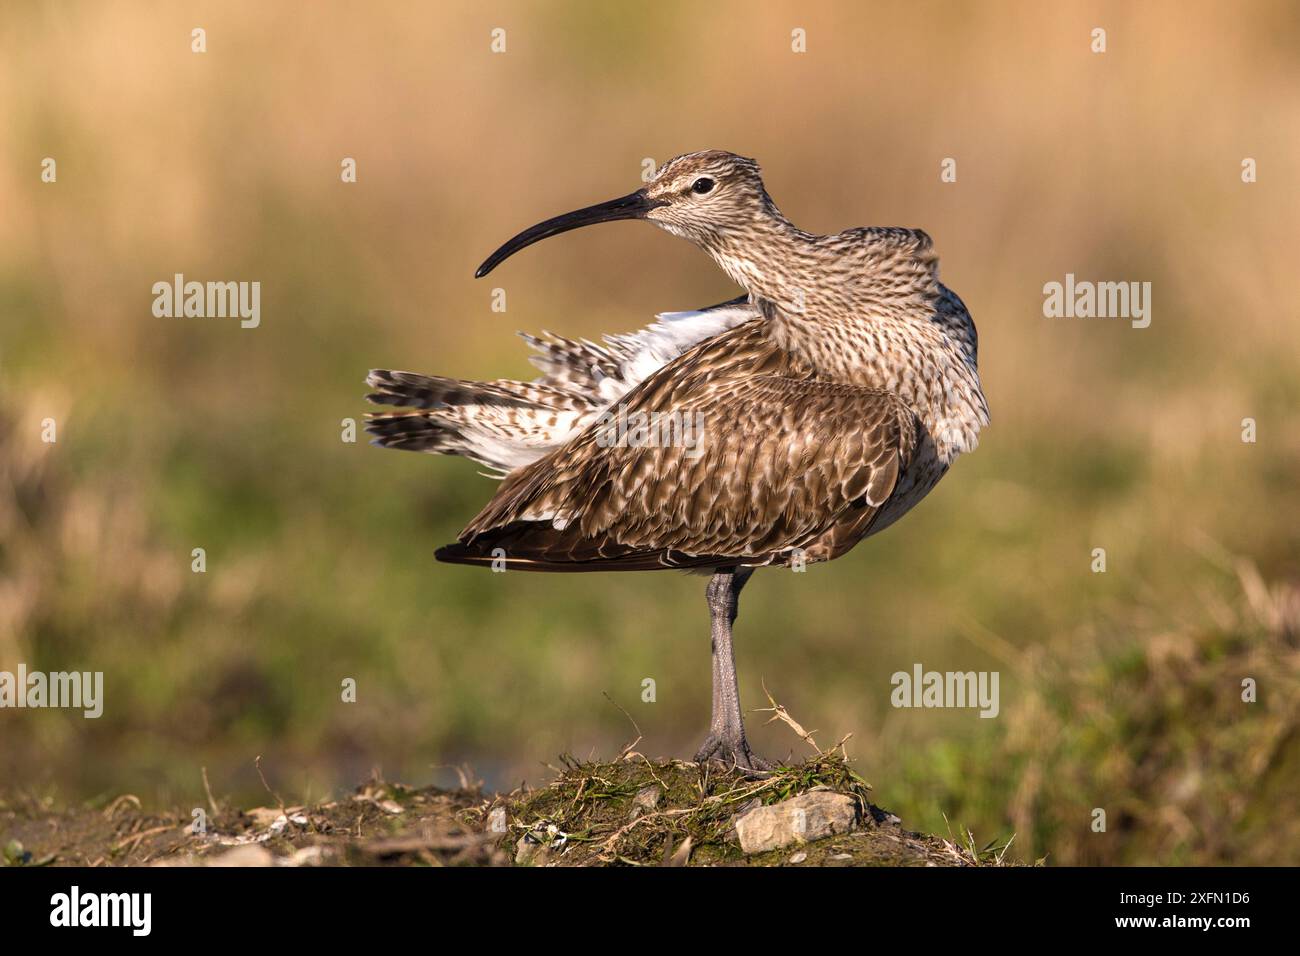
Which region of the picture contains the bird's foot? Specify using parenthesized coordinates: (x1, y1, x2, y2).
(694, 732, 775, 775)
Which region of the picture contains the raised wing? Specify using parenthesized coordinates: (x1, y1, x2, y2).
(438, 324, 918, 571)
(365, 297, 758, 473)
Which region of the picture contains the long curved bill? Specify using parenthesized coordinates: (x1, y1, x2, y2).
(475, 190, 662, 278)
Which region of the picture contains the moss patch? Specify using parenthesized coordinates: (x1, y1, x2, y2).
(1, 754, 1009, 867)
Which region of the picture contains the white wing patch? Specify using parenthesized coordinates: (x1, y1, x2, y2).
(597, 306, 756, 402)
(497, 304, 758, 470)
(371, 303, 759, 476)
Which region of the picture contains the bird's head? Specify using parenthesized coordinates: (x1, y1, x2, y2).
(475, 150, 774, 278)
(639, 150, 772, 242)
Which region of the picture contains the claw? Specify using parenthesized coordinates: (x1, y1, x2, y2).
(694, 732, 775, 775)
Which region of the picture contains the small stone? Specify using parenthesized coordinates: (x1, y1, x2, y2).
(734, 791, 856, 854)
(3, 840, 29, 865)
(629, 785, 662, 819)
(727, 797, 762, 828)
(515, 833, 543, 865)
(515, 830, 561, 866)
(210, 844, 274, 867)
(865, 805, 903, 827)
(285, 845, 328, 866)
(788, 851, 808, 864)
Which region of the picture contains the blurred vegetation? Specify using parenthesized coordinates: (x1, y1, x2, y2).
(1, 1, 1298, 865)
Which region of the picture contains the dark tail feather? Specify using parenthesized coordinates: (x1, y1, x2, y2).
(365, 412, 463, 454)
(366, 369, 541, 410)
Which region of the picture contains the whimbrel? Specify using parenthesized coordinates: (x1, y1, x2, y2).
(366, 150, 988, 771)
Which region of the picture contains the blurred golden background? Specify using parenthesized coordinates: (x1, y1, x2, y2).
(1, 1, 1298, 864)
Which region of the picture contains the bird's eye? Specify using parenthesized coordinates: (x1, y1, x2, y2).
(691, 177, 715, 195)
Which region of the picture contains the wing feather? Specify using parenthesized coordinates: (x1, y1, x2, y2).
(440, 323, 918, 571)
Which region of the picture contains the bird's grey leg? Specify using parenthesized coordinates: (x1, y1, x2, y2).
(694, 567, 773, 773)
